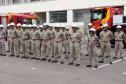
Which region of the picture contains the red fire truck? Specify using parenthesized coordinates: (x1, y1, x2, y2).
(91, 6, 124, 30)
(91, 6, 126, 48)
(0, 13, 37, 28)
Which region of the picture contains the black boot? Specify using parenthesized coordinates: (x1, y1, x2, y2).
(113, 57, 117, 59)
(86, 65, 92, 67)
(94, 65, 98, 68)
(68, 63, 74, 65)
(99, 61, 104, 63)
(75, 64, 80, 66)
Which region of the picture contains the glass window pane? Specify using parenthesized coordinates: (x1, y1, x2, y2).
(49, 11, 67, 23)
(17, 18, 22, 24)
(73, 9, 85, 22)
(12, 0, 20, 4)
(0, 0, 2, 5)
(24, 19, 32, 24)
(30, 0, 40, 2)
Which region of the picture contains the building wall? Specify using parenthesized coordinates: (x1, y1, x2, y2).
(0, 0, 54, 5)
(38, 9, 91, 34)
(36, 12, 46, 24)
(1, 0, 125, 34)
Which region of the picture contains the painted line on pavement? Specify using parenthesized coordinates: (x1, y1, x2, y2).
(123, 57, 126, 60)
(97, 64, 110, 69)
(92, 64, 110, 70)
(112, 59, 122, 63)
(92, 57, 126, 70)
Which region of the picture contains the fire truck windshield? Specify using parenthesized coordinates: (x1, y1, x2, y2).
(24, 18, 37, 24)
(91, 10, 106, 21)
(24, 18, 32, 24)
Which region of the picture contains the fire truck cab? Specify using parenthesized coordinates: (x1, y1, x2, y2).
(0, 13, 37, 28)
(91, 6, 126, 48)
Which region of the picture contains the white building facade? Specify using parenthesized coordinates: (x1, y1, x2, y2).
(0, 0, 126, 28)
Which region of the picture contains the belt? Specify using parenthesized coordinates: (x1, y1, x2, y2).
(11, 37, 17, 39)
(102, 41, 109, 42)
(43, 39, 48, 41)
(0, 38, 4, 39)
(115, 40, 123, 41)
(33, 39, 39, 40)
(22, 39, 28, 40)
(55, 41, 62, 43)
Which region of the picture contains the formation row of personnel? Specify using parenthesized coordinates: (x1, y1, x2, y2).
(0, 23, 83, 66)
(86, 23, 125, 68)
(0, 22, 125, 68)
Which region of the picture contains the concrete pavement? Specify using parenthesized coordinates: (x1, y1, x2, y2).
(0, 53, 126, 84)
(0, 42, 126, 84)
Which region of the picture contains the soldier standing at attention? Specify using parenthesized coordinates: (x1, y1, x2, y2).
(21, 24, 30, 58)
(99, 24, 113, 64)
(40, 23, 50, 61)
(0, 24, 6, 56)
(113, 25, 125, 59)
(7, 24, 11, 52)
(59, 25, 67, 64)
(65, 26, 71, 59)
(47, 24, 55, 62)
(85, 23, 92, 56)
(17, 23, 22, 57)
(9, 22, 18, 57)
(28, 24, 33, 55)
(86, 28, 99, 68)
(38, 25, 44, 60)
(52, 24, 63, 63)
(68, 24, 83, 66)
(31, 24, 40, 59)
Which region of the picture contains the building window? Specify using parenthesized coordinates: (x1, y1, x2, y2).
(7, 0, 12, 4)
(0, 0, 5, 5)
(73, 9, 85, 22)
(30, 0, 40, 2)
(22, 0, 30, 3)
(12, 0, 20, 4)
(49, 11, 67, 23)
(0, 0, 2, 5)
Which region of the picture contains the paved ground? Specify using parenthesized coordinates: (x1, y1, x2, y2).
(0, 52, 126, 84)
(0, 43, 126, 84)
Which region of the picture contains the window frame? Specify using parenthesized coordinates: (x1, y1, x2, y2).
(49, 11, 67, 23)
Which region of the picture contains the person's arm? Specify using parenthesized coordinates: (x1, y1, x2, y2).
(110, 31, 114, 41)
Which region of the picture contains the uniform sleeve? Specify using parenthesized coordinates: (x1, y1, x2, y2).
(122, 32, 126, 40)
(79, 31, 83, 38)
(77, 32, 82, 42)
(59, 32, 64, 38)
(2, 31, 7, 39)
(36, 31, 40, 39)
(99, 31, 102, 39)
(53, 32, 56, 39)
(26, 31, 30, 39)
(114, 32, 117, 38)
(109, 31, 114, 40)
(95, 36, 100, 44)
(51, 31, 55, 39)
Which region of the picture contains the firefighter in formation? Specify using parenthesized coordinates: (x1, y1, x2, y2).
(2, 22, 83, 66)
(86, 23, 125, 68)
(0, 22, 125, 68)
